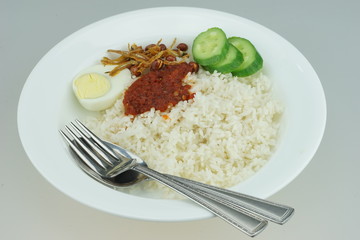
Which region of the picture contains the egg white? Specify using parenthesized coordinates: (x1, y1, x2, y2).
(72, 65, 132, 111)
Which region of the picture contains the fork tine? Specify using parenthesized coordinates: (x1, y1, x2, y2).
(70, 121, 115, 166)
(64, 125, 107, 169)
(59, 130, 104, 175)
(75, 119, 119, 159)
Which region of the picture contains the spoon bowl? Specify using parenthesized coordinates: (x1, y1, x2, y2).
(61, 119, 294, 232)
(68, 140, 148, 188)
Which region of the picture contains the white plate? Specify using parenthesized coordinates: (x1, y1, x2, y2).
(18, 7, 326, 221)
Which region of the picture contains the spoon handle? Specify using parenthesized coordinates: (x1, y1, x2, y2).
(167, 175, 294, 224)
(133, 164, 267, 237)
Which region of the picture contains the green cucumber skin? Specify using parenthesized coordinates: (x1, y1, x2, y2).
(232, 51, 263, 77)
(193, 44, 229, 66)
(205, 44, 244, 73)
(228, 37, 263, 77)
(192, 27, 230, 66)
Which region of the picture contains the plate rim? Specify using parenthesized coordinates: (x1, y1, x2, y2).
(17, 6, 327, 222)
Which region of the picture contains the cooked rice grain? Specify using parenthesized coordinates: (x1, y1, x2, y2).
(86, 69, 282, 196)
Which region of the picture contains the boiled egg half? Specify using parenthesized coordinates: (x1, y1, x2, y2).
(72, 65, 132, 111)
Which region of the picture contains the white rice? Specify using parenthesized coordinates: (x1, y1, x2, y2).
(86, 69, 282, 197)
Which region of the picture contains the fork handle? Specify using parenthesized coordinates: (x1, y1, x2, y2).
(167, 175, 294, 224)
(133, 164, 267, 237)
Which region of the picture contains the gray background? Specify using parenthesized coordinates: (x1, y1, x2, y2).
(1, 0, 359, 239)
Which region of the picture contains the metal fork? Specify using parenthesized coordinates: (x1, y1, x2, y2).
(60, 120, 294, 236)
(64, 120, 294, 225)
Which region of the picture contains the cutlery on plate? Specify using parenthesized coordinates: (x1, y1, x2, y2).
(60, 119, 294, 236)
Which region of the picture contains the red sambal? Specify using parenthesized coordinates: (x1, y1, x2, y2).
(123, 62, 196, 116)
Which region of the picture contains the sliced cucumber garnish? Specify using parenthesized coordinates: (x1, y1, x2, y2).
(228, 37, 263, 77)
(192, 27, 230, 66)
(205, 44, 244, 73)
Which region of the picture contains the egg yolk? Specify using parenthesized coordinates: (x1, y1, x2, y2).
(74, 73, 110, 99)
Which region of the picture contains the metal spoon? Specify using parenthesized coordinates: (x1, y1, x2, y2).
(64, 119, 294, 226)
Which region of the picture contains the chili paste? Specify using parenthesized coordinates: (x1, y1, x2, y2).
(123, 62, 195, 116)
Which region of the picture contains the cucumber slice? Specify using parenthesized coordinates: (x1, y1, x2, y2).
(205, 44, 244, 73)
(228, 37, 263, 77)
(192, 27, 230, 66)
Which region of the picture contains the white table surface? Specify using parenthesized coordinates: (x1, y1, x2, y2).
(2, 0, 359, 239)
